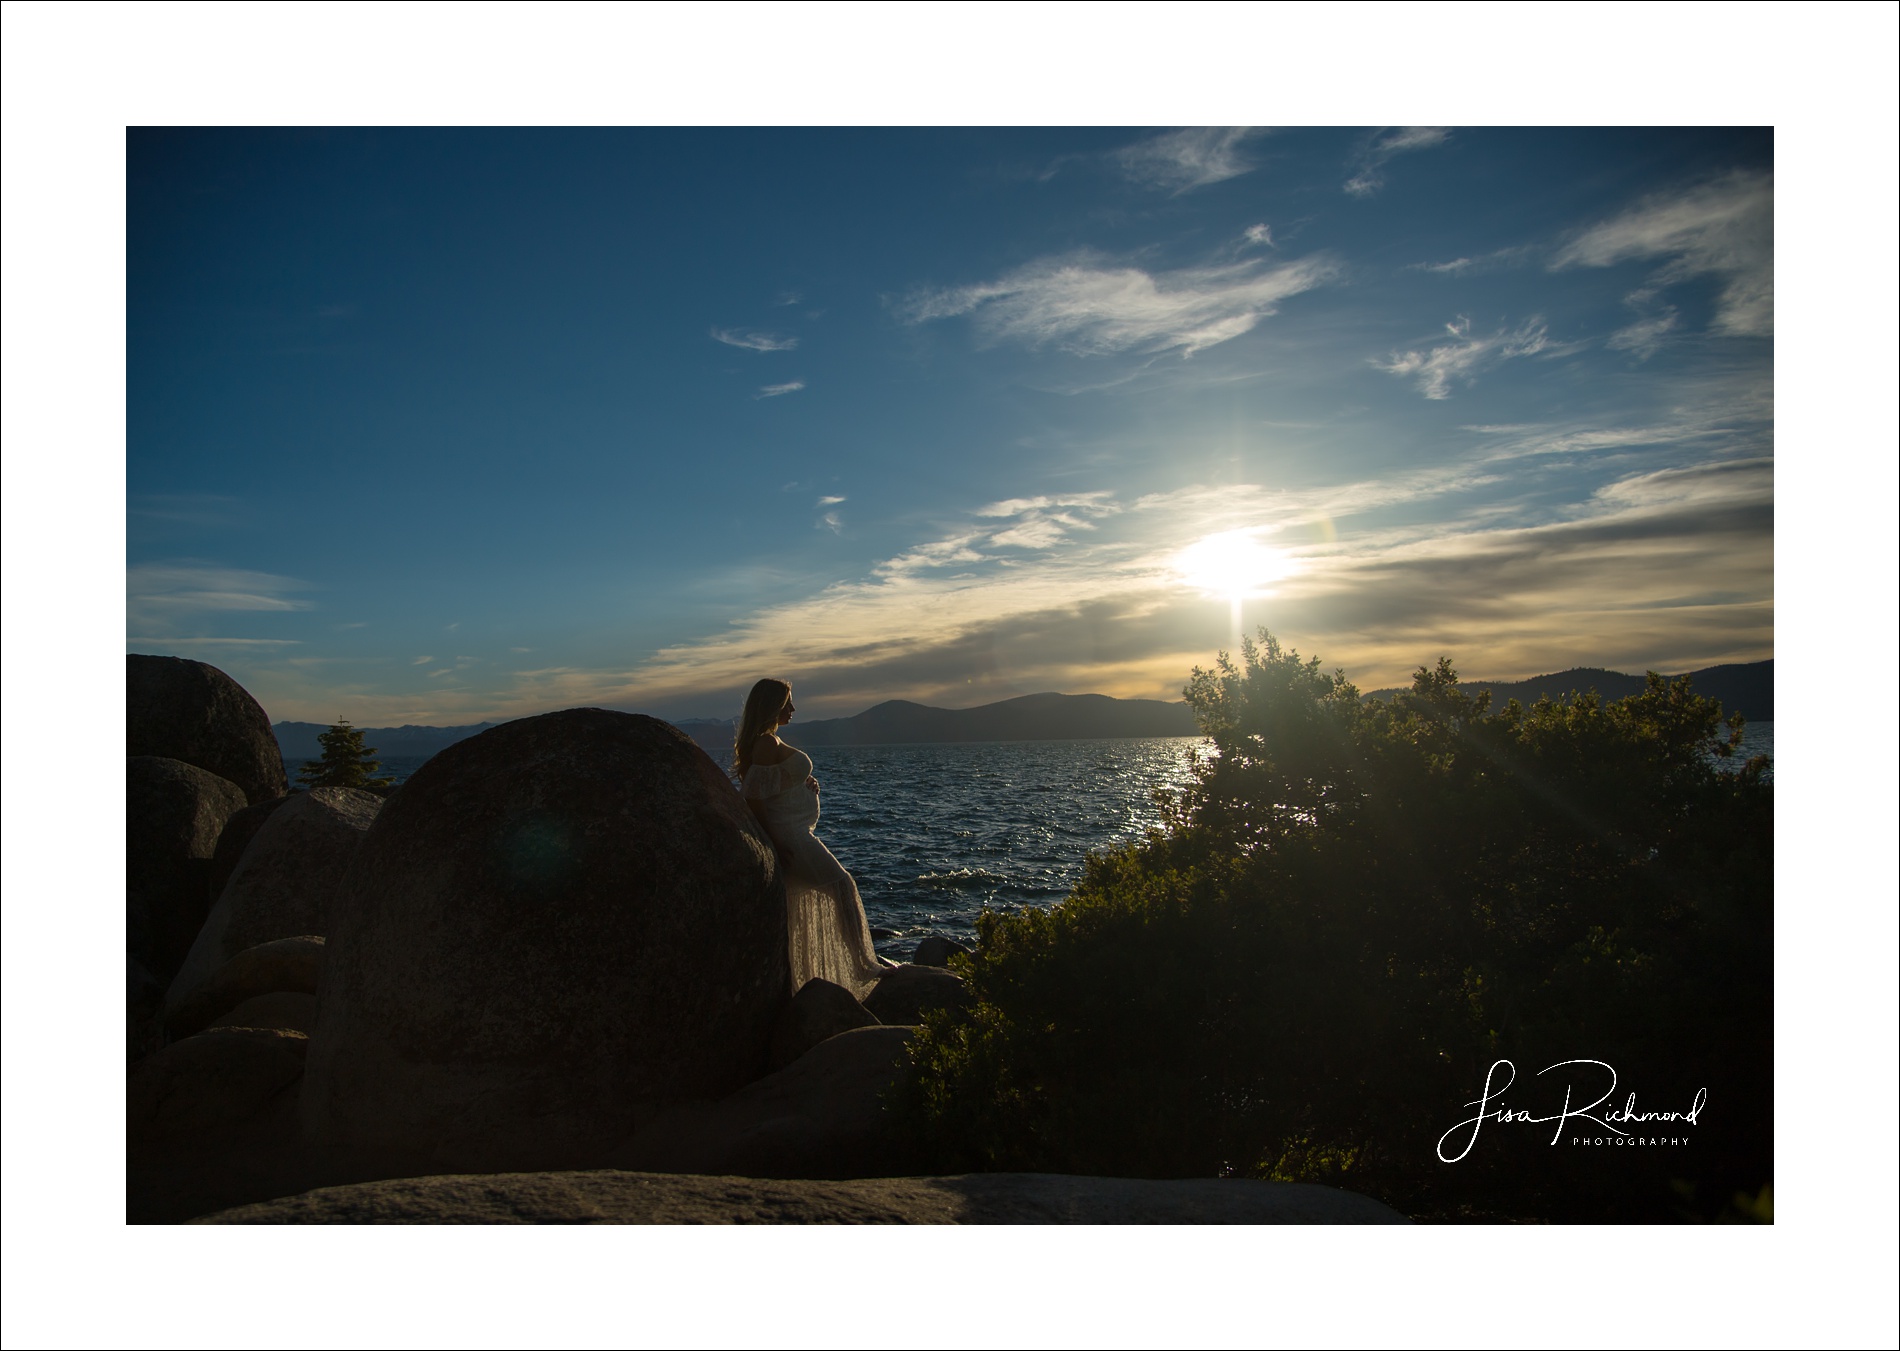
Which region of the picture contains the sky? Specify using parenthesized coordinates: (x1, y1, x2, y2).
(126, 125, 1776, 725)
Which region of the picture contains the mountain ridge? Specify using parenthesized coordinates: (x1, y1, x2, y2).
(1361, 659, 1772, 720)
(272, 660, 1771, 764)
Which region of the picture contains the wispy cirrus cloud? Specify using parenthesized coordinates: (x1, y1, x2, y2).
(1551, 169, 1773, 338)
(128, 561, 315, 632)
(904, 252, 1339, 358)
(1116, 127, 1262, 193)
(1406, 245, 1531, 276)
(712, 327, 797, 352)
(1345, 127, 1449, 197)
(757, 380, 805, 398)
(1374, 315, 1551, 399)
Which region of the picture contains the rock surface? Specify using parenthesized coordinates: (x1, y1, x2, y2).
(209, 991, 319, 1035)
(165, 787, 379, 1009)
(127, 1027, 307, 1141)
(127, 756, 249, 983)
(127, 654, 287, 805)
(128, 958, 164, 1062)
(864, 963, 971, 1025)
(910, 935, 970, 967)
(206, 794, 294, 909)
(302, 708, 792, 1172)
(769, 977, 880, 1071)
(616, 1025, 918, 1179)
(198, 1169, 1412, 1224)
(165, 935, 326, 1040)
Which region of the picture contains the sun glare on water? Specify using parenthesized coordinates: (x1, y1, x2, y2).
(1174, 528, 1300, 601)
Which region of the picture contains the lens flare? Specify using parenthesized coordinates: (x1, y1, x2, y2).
(1173, 529, 1300, 601)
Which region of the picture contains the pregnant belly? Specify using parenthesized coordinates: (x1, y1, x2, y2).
(761, 786, 819, 834)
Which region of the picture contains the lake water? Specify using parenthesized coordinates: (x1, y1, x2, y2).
(333, 721, 1772, 962)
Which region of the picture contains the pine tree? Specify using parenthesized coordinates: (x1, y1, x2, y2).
(296, 718, 393, 790)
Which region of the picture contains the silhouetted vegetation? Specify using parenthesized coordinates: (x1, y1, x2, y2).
(294, 720, 393, 791)
(901, 631, 1772, 1222)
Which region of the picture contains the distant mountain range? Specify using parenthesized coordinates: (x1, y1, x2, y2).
(1362, 659, 1772, 721)
(779, 692, 1199, 748)
(273, 721, 501, 762)
(273, 661, 1769, 765)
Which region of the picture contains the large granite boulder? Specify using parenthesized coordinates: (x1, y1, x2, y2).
(197, 1170, 1413, 1224)
(864, 963, 972, 1025)
(613, 1025, 920, 1179)
(165, 935, 326, 1041)
(165, 788, 379, 1009)
(127, 756, 249, 983)
(128, 1027, 307, 1141)
(206, 794, 294, 908)
(911, 935, 970, 967)
(301, 708, 792, 1172)
(209, 991, 318, 1035)
(129, 958, 164, 1063)
(769, 977, 880, 1071)
(127, 654, 287, 805)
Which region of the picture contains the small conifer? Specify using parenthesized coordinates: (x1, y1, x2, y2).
(296, 718, 393, 790)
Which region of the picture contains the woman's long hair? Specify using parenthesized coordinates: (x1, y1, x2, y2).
(732, 678, 792, 782)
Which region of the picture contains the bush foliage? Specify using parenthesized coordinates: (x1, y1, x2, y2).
(900, 632, 1772, 1221)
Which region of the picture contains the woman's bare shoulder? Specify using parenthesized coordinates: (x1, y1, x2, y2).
(752, 732, 790, 766)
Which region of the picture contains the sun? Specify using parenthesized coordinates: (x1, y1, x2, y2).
(1174, 528, 1299, 601)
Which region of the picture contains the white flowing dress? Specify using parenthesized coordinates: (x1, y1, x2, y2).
(743, 744, 887, 999)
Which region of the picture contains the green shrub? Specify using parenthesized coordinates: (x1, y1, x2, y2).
(900, 632, 1771, 1222)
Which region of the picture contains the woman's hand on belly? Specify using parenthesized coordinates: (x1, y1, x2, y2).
(807, 775, 820, 794)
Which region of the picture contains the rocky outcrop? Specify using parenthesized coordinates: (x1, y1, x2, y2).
(910, 935, 970, 967)
(129, 958, 164, 1062)
(207, 991, 319, 1036)
(127, 756, 249, 984)
(206, 794, 294, 909)
(127, 654, 287, 805)
(197, 1170, 1412, 1224)
(165, 788, 379, 1009)
(864, 963, 971, 1025)
(301, 709, 792, 1173)
(612, 1025, 919, 1180)
(769, 978, 880, 1071)
(165, 936, 326, 1041)
(128, 1027, 307, 1141)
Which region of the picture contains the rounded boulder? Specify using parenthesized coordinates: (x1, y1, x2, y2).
(164, 787, 380, 1009)
(127, 756, 250, 983)
(127, 654, 287, 805)
(301, 709, 791, 1171)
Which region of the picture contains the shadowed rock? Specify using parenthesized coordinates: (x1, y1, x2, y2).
(206, 794, 294, 909)
(128, 1027, 307, 1142)
(769, 978, 880, 1071)
(613, 1025, 919, 1180)
(127, 756, 249, 984)
(302, 708, 791, 1173)
(165, 788, 379, 1010)
(864, 963, 971, 1025)
(127, 654, 287, 805)
(910, 935, 970, 967)
(209, 991, 318, 1036)
(196, 1170, 1412, 1224)
(165, 936, 326, 1041)
(129, 958, 164, 1063)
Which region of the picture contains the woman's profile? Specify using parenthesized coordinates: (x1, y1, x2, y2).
(733, 677, 889, 998)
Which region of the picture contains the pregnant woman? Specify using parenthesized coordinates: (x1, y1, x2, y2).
(733, 677, 888, 998)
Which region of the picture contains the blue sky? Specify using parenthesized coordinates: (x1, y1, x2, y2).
(128, 126, 1775, 723)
